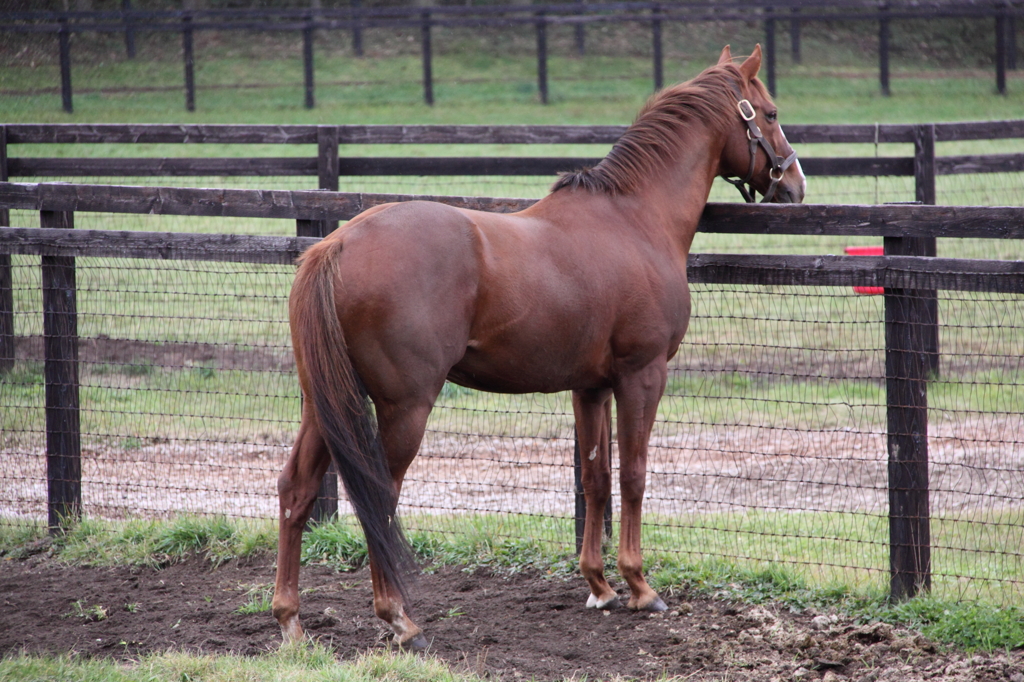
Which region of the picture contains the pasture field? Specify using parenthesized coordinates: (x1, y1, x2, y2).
(3, 41, 1024, 679)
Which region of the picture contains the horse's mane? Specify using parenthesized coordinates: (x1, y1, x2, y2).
(552, 63, 766, 195)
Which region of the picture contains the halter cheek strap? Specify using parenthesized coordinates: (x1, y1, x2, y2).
(723, 94, 799, 203)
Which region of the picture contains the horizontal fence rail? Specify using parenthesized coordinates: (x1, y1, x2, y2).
(2, 180, 1023, 605)
(6, 154, 1024, 178)
(7, 120, 1024, 144)
(3, 123, 1024, 202)
(3, 1, 1021, 111)
(2, 225, 1022, 294)
(3, 182, 1024, 238)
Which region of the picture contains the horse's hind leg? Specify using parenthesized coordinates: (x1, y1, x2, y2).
(614, 360, 669, 612)
(367, 399, 434, 650)
(272, 406, 333, 644)
(572, 388, 619, 610)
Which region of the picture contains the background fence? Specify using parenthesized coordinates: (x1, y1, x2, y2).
(3, 119, 1024, 209)
(2, 1, 1022, 112)
(1, 174, 1023, 607)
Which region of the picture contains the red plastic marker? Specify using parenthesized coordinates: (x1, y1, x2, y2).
(844, 246, 884, 295)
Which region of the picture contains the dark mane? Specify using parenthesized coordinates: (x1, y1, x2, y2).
(552, 63, 762, 195)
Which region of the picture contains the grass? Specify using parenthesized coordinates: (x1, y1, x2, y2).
(0, 643, 481, 682)
(237, 583, 275, 615)
(30, 516, 279, 567)
(6, 348, 1015, 444)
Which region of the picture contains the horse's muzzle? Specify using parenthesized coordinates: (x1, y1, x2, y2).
(766, 181, 803, 204)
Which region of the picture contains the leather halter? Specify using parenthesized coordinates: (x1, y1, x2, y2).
(722, 90, 799, 203)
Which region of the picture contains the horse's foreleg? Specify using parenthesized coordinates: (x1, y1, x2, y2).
(572, 388, 618, 610)
(614, 361, 669, 612)
(272, 410, 332, 644)
(368, 400, 433, 650)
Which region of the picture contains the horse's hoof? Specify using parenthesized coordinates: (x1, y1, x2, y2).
(279, 616, 304, 645)
(643, 597, 669, 613)
(400, 633, 429, 652)
(586, 593, 621, 610)
(628, 596, 668, 612)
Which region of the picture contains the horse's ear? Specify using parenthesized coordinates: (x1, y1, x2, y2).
(717, 45, 733, 65)
(739, 44, 762, 80)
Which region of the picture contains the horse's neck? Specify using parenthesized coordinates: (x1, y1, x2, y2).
(630, 129, 723, 256)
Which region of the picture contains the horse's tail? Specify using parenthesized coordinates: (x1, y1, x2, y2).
(290, 238, 416, 600)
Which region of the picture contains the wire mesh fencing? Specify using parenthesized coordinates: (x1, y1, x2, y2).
(1, 123, 1023, 605)
(1, 255, 296, 521)
(1, 243, 1021, 606)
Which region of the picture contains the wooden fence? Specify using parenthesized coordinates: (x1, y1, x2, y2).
(1, 118, 1024, 557)
(2, 1, 1021, 111)
(5, 120, 1024, 179)
(4, 118, 1024, 382)
(1, 179, 1023, 601)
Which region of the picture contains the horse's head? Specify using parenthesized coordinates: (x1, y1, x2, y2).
(717, 45, 806, 204)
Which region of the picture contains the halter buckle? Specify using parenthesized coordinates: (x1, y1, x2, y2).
(737, 99, 756, 121)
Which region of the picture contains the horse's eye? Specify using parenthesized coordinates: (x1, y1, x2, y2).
(766, 111, 778, 123)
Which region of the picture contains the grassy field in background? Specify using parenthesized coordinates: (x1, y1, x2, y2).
(3, 329, 1022, 446)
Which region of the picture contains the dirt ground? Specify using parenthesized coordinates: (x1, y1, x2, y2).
(1, 551, 1022, 681)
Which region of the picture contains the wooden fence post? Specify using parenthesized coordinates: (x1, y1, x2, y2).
(996, 7, 1008, 94)
(1009, 12, 1018, 70)
(0, 126, 13, 376)
(651, 4, 664, 92)
(790, 7, 801, 64)
(879, 2, 891, 97)
(305, 124, 341, 525)
(59, 18, 73, 114)
(301, 207, 340, 526)
(421, 10, 434, 106)
(303, 17, 315, 110)
(575, 0, 586, 56)
(884, 235, 932, 602)
(883, 122, 938, 600)
(351, 0, 364, 58)
(536, 11, 549, 105)
(183, 13, 196, 112)
(317, 125, 339, 234)
(764, 6, 777, 97)
(41, 209, 81, 534)
(122, 0, 136, 59)
(299, 200, 339, 526)
(914, 123, 939, 379)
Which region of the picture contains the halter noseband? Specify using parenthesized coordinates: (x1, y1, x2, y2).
(723, 89, 798, 203)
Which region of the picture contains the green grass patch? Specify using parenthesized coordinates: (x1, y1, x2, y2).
(0, 642, 480, 682)
(64, 600, 109, 623)
(41, 516, 277, 568)
(236, 584, 275, 615)
(302, 514, 575, 576)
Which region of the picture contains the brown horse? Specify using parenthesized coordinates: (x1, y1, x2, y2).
(272, 45, 805, 650)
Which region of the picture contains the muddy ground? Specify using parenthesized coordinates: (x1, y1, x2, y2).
(1, 550, 1021, 681)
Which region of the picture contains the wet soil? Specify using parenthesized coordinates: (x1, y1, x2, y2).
(1, 551, 1021, 681)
